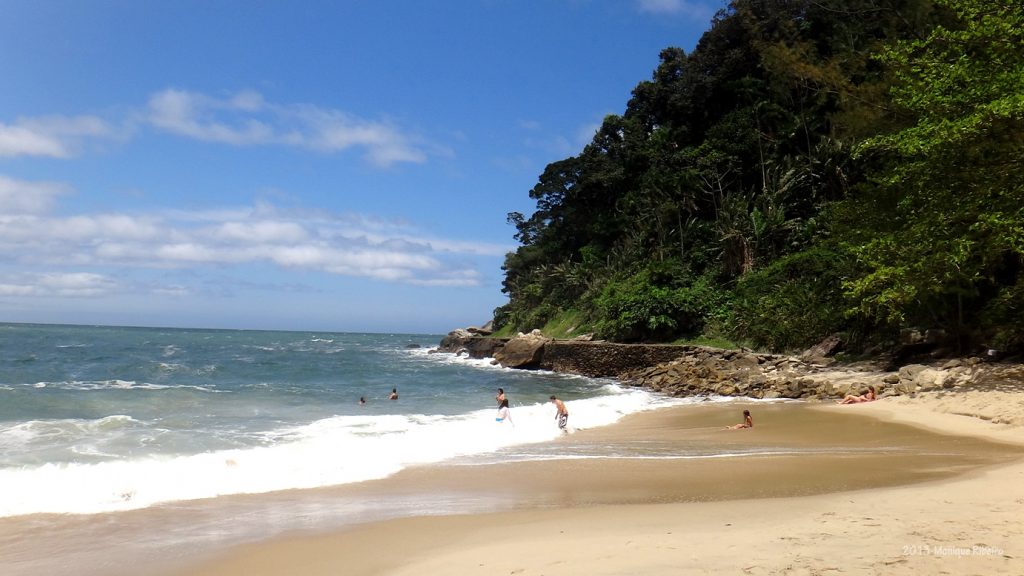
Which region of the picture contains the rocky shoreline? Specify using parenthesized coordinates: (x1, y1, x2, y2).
(436, 328, 1019, 401)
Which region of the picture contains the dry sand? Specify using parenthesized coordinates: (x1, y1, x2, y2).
(178, 396, 1024, 576)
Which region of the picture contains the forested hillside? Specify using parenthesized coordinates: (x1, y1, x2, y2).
(496, 0, 1024, 354)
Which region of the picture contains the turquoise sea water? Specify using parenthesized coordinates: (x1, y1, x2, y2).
(0, 323, 680, 517)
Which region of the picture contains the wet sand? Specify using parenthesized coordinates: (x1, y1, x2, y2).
(2, 401, 1021, 576)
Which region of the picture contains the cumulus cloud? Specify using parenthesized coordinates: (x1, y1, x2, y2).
(0, 176, 508, 294)
(0, 115, 116, 158)
(146, 89, 428, 166)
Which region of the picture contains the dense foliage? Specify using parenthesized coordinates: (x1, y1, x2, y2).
(497, 0, 1024, 353)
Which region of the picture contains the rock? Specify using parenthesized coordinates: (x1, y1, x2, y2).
(913, 368, 948, 391)
(801, 333, 844, 361)
(405, 344, 421, 349)
(832, 382, 853, 397)
(438, 324, 999, 403)
(438, 328, 474, 352)
(493, 331, 549, 369)
(892, 380, 915, 395)
(898, 364, 929, 382)
(900, 329, 925, 345)
(463, 337, 507, 359)
(895, 329, 938, 359)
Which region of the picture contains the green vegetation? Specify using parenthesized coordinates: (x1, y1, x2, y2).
(496, 0, 1024, 354)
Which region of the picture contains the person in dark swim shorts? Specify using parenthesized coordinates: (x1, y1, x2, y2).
(549, 395, 568, 431)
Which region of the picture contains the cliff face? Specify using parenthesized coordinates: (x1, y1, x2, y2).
(434, 330, 994, 401)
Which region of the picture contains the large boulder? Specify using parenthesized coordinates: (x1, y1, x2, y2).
(493, 330, 549, 369)
(464, 337, 506, 359)
(438, 328, 474, 353)
(800, 333, 844, 364)
(896, 363, 974, 392)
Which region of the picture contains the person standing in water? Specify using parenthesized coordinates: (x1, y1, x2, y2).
(496, 397, 512, 425)
(388, 388, 398, 400)
(550, 395, 568, 431)
(494, 387, 511, 423)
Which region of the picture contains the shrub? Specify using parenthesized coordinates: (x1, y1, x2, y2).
(594, 262, 728, 342)
(727, 246, 853, 351)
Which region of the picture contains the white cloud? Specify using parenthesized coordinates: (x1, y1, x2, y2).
(0, 177, 510, 294)
(636, 0, 713, 18)
(0, 272, 118, 298)
(213, 220, 309, 244)
(0, 90, 430, 167)
(147, 89, 275, 146)
(146, 89, 428, 167)
(0, 115, 115, 158)
(0, 175, 70, 214)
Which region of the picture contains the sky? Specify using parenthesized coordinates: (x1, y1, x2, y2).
(0, 0, 721, 334)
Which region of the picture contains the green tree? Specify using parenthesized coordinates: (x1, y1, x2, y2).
(846, 0, 1024, 345)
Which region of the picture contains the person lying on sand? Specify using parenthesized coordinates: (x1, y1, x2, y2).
(838, 385, 876, 404)
(726, 409, 753, 430)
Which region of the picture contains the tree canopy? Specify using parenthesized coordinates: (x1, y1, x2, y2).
(497, 0, 1024, 354)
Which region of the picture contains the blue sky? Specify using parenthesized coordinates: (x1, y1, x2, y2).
(0, 0, 719, 334)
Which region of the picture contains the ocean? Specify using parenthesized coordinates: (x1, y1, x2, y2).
(0, 322, 684, 518)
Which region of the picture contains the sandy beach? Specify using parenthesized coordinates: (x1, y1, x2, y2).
(169, 395, 1024, 576)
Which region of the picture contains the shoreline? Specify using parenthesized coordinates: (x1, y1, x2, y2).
(172, 397, 1024, 576)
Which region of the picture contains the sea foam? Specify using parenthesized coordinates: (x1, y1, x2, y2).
(0, 387, 680, 517)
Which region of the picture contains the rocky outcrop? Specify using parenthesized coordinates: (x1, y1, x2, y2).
(622, 348, 830, 399)
(438, 328, 474, 352)
(467, 321, 494, 336)
(538, 342, 712, 378)
(435, 328, 507, 358)
(895, 360, 978, 393)
(434, 327, 1005, 401)
(625, 352, 1000, 400)
(800, 333, 843, 365)
(493, 330, 549, 368)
